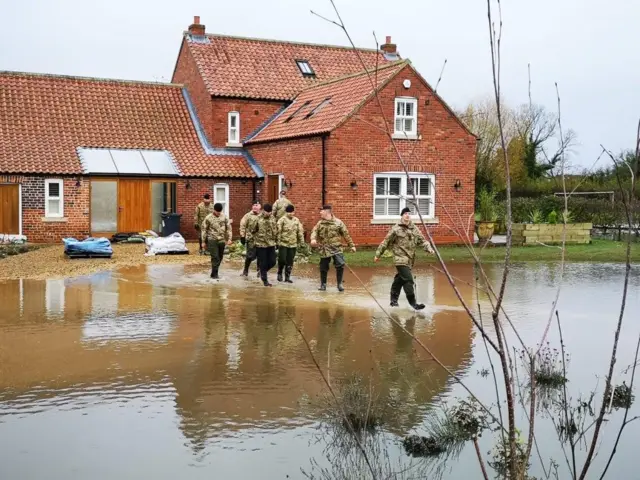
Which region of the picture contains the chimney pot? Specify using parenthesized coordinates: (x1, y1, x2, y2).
(385, 36, 391, 44)
(188, 16, 205, 36)
(380, 35, 397, 55)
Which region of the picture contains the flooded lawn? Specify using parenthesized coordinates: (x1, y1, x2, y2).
(0, 262, 638, 479)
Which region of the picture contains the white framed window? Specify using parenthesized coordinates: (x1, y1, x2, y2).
(45, 179, 64, 218)
(295, 60, 315, 76)
(373, 173, 435, 220)
(228, 111, 240, 144)
(394, 97, 418, 137)
(214, 183, 230, 216)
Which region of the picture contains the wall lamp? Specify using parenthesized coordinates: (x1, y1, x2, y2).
(283, 178, 294, 189)
(350, 180, 358, 191)
(185, 180, 191, 190)
(454, 179, 462, 192)
(75, 178, 82, 187)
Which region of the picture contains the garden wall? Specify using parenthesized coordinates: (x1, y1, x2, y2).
(512, 223, 592, 245)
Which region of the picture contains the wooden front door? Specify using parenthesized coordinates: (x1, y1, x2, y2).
(0, 184, 19, 234)
(268, 175, 280, 205)
(117, 179, 151, 232)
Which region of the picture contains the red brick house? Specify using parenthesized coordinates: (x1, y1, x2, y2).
(0, 16, 476, 244)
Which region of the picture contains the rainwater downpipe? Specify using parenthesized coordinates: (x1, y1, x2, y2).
(321, 134, 327, 206)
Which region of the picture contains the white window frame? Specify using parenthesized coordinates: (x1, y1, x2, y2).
(213, 183, 230, 217)
(228, 111, 240, 145)
(394, 97, 418, 138)
(44, 179, 64, 218)
(373, 173, 435, 220)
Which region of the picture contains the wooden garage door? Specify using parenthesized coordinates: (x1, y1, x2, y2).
(0, 184, 19, 234)
(117, 179, 151, 232)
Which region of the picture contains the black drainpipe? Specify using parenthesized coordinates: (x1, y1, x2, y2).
(321, 135, 327, 206)
(252, 178, 257, 204)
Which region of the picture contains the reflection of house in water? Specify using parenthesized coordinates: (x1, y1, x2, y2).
(0, 264, 476, 452)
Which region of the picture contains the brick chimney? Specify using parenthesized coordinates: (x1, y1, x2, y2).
(380, 36, 397, 54)
(188, 16, 205, 36)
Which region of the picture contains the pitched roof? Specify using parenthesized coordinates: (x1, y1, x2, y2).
(183, 33, 396, 101)
(245, 61, 407, 144)
(0, 72, 258, 177)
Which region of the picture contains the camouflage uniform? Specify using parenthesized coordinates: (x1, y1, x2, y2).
(273, 197, 293, 221)
(375, 220, 432, 306)
(251, 213, 278, 285)
(194, 201, 215, 251)
(239, 211, 261, 276)
(276, 215, 304, 282)
(200, 212, 232, 278)
(310, 216, 355, 290)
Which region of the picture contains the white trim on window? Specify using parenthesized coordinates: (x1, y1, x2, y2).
(214, 183, 230, 217)
(44, 179, 64, 218)
(373, 173, 435, 221)
(394, 97, 418, 138)
(228, 111, 240, 145)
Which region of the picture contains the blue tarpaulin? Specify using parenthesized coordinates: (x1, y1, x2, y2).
(63, 237, 113, 256)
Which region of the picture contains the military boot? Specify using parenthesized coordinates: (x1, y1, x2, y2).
(407, 294, 425, 310)
(285, 266, 293, 283)
(277, 264, 284, 282)
(241, 258, 251, 276)
(336, 267, 345, 292)
(390, 294, 399, 308)
(211, 267, 219, 280)
(318, 270, 328, 291)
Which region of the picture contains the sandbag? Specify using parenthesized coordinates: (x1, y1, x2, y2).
(144, 232, 188, 256)
(63, 237, 113, 255)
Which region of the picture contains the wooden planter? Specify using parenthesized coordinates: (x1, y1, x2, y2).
(512, 223, 592, 246)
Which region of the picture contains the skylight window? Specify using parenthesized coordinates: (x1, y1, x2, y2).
(296, 60, 315, 76)
(304, 98, 332, 119)
(284, 100, 312, 123)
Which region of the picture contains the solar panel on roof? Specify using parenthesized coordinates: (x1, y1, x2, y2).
(141, 150, 179, 175)
(77, 148, 179, 176)
(79, 148, 118, 174)
(110, 150, 148, 174)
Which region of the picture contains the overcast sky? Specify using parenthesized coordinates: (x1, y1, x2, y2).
(1, 0, 638, 168)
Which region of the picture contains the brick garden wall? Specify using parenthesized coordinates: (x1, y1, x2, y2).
(21, 176, 90, 242)
(324, 65, 477, 245)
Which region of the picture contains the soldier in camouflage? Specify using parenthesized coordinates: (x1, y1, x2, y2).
(273, 190, 293, 221)
(200, 203, 232, 279)
(310, 205, 356, 292)
(194, 193, 215, 254)
(374, 207, 434, 310)
(239, 201, 262, 277)
(251, 203, 278, 287)
(276, 204, 304, 283)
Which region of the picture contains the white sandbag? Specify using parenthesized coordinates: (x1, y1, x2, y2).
(144, 232, 188, 256)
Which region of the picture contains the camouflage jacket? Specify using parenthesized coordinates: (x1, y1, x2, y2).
(273, 197, 293, 221)
(239, 211, 260, 242)
(310, 216, 355, 258)
(200, 213, 232, 244)
(277, 215, 304, 248)
(375, 221, 432, 267)
(251, 213, 278, 247)
(194, 202, 215, 227)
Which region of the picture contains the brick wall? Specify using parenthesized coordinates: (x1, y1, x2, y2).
(324, 65, 477, 245)
(176, 178, 254, 240)
(172, 39, 214, 145)
(246, 137, 324, 240)
(211, 98, 286, 148)
(22, 176, 90, 242)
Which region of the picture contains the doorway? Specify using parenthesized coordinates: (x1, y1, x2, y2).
(117, 179, 151, 232)
(0, 184, 20, 235)
(268, 174, 282, 205)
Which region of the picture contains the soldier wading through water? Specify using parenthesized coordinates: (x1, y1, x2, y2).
(193, 193, 215, 255)
(310, 205, 356, 292)
(374, 207, 434, 310)
(276, 204, 304, 283)
(251, 203, 278, 286)
(200, 203, 232, 279)
(239, 202, 262, 278)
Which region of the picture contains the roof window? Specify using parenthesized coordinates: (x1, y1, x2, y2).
(296, 60, 315, 77)
(304, 98, 332, 119)
(284, 100, 312, 123)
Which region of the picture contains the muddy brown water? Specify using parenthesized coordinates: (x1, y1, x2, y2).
(0, 262, 638, 479)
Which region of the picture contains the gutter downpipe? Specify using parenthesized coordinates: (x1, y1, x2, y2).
(322, 134, 327, 206)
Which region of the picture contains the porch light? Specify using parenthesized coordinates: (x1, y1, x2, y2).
(284, 178, 294, 189)
(454, 179, 462, 191)
(350, 180, 358, 191)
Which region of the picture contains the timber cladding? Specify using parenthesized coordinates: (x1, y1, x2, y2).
(0, 184, 20, 234)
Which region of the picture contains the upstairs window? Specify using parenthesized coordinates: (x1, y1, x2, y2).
(373, 173, 435, 220)
(45, 179, 64, 218)
(296, 60, 315, 77)
(228, 111, 240, 144)
(394, 97, 417, 137)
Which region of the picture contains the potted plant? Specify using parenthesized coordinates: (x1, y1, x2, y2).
(476, 188, 498, 243)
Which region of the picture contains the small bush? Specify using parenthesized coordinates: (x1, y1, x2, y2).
(547, 210, 558, 224)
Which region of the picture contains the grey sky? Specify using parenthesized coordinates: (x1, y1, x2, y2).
(1, 0, 638, 168)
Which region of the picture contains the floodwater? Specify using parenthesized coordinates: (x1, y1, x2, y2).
(0, 261, 639, 479)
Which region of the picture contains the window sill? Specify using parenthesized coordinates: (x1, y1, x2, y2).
(225, 142, 243, 148)
(371, 217, 438, 225)
(42, 217, 68, 223)
(392, 133, 419, 141)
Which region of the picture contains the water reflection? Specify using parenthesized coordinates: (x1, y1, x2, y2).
(0, 264, 475, 478)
